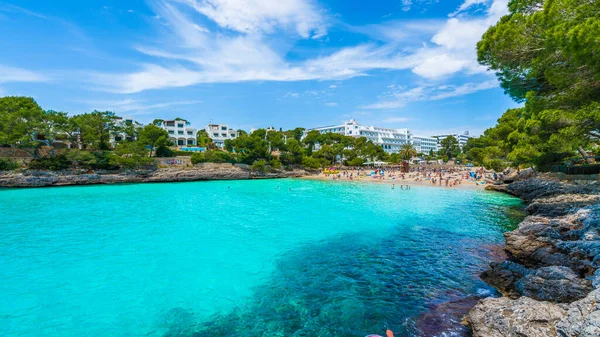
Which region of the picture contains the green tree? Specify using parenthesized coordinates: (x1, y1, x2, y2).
(139, 124, 169, 157)
(71, 111, 118, 150)
(0, 96, 45, 147)
(438, 136, 461, 159)
(399, 143, 417, 161)
(474, 0, 600, 170)
(196, 129, 215, 149)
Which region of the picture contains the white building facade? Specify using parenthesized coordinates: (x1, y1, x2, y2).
(433, 132, 472, 149)
(412, 136, 439, 154)
(303, 119, 413, 153)
(158, 119, 197, 147)
(206, 124, 238, 148)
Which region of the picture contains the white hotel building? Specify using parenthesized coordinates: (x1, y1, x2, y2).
(412, 136, 440, 154)
(303, 119, 440, 155)
(206, 123, 238, 149)
(433, 132, 473, 149)
(157, 119, 197, 147)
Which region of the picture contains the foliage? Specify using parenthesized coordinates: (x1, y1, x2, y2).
(438, 136, 461, 159)
(251, 159, 267, 172)
(191, 150, 235, 164)
(399, 143, 418, 160)
(345, 157, 364, 166)
(0, 96, 45, 147)
(0, 158, 19, 170)
(196, 130, 215, 149)
(70, 111, 118, 150)
(109, 142, 155, 169)
(473, 0, 600, 170)
(301, 156, 324, 170)
(139, 124, 170, 157)
(28, 155, 70, 171)
(65, 150, 118, 170)
(270, 158, 282, 170)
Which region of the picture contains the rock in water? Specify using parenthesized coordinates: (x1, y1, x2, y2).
(516, 266, 593, 303)
(480, 261, 531, 299)
(556, 289, 600, 337)
(467, 296, 566, 337)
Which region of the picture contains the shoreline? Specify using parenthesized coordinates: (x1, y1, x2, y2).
(0, 164, 311, 188)
(466, 173, 600, 336)
(297, 174, 487, 190)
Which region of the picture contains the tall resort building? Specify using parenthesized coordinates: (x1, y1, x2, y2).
(433, 132, 473, 149)
(205, 124, 238, 149)
(157, 119, 197, 147)
(303, 119, 412, 153)
(412, 136, 440, 154)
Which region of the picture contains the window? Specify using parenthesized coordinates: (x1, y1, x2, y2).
(222, 133, 227, 137)
(213, 133, 219, 137)
(187, 131, 193, 135)
(178, 131, 184, 135)
(177, 123, 184, 128)
(178, 139, 185, 146)
(230, 134, 236, 138)
(221, 126, 227, 131)
(168, 130, 174, 135)
(166, 121, 175, 127)
(187, 139, 195, 145)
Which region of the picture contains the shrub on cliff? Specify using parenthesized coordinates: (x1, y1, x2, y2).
(251, 159, 266, 172)
(28, 155, 70, 171)
(301, 156, 324, 170)
(109, 142, 155, 170)
(0, 157, 19, 170)
(191, 150, 234, 164)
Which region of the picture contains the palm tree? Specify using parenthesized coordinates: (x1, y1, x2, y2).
(399, 143, 418, 161)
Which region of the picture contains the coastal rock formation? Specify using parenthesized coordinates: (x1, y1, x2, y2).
(480, 261, 531, 299)
(470, 174, 599, 337)
(515, 266, 592, 303)
(467, 296, 566, 337)
(556, 289, 600, 337)
(0, 164, 310, 187)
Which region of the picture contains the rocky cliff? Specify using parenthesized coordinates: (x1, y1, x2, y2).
(467, 174, 600, 337)
(0, 164, 310, 188)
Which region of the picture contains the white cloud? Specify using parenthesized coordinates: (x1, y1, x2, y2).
(82, 98, 201, 114)
(0, 4, 47, 19)
(449, 0, 488, 17)
(329, 85, 337, 89)
(362, 79, 498, 109)
(284, 92, 300, 98)
(179, 0, 327, 38)
(89, 0, 508, 93)
(324, 102, 338, 107)
(0, 65, 48, 83)
(402, 0, 413, 12)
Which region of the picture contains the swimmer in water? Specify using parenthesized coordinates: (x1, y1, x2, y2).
(391, 184, 395, 189)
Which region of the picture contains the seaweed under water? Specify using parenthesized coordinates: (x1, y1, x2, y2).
(160, 207, 524, 337)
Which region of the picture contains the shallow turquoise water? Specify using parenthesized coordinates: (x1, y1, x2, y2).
(0, 179, 523, 337)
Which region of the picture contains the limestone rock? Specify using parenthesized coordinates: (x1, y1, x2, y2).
(556, 289, 600, 337)
(480, 261, 531, 299)
(516, 266, 593, 303)
(467, 296, 566, 337)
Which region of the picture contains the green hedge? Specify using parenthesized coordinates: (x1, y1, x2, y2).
(0, 158, 19, 171)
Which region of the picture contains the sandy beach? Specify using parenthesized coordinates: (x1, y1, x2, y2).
(299, 167, 496, 190)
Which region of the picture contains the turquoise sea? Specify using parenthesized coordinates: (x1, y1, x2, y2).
(0, 179, 523, 337)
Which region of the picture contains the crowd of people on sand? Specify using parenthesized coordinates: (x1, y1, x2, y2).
(320, 165, 505, 188)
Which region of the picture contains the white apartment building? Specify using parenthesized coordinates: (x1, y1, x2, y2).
(303, 119, 412, 153)
(110, 116, 140, 145)
(206, 124, 238, 148)
(433, 131, 472, 149)
(158, 119, 197, 147)
(412, 136, 439, 154)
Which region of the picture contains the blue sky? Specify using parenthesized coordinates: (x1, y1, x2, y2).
(0, 0, 520, 136)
